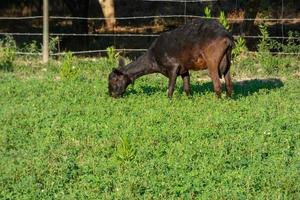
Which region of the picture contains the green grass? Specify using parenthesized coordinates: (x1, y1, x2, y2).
(0, 57, 300, 199)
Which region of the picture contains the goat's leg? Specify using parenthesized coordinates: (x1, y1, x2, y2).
(207, 63, 222, 98)
(211, 72, 222, 98)
(181, 71, 191, 96)
(224, 71, 233, 97)
(206, 39, 230, 98)
(167, 67, 179, 98)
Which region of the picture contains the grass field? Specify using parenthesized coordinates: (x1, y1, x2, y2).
(0, 57, 300, 199)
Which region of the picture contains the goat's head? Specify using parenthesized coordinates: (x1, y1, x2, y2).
(108, 69, 131, 98)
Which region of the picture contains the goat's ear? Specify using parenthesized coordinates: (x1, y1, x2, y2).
(112, 68, 123, 75)
(118, 57, 126, 67)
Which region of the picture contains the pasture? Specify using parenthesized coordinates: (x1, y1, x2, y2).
(0, 56, 300, 199)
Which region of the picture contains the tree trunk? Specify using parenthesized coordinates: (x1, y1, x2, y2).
(98, 0, 116, 30)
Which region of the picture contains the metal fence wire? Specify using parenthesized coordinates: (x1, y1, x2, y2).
(0, 0, 299, 56)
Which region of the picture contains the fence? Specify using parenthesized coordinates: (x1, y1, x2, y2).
(0, 0, 299, 61)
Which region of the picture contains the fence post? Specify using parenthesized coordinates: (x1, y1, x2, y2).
(43, 0, 49, 63)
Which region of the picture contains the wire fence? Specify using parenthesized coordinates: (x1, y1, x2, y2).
(1, 32, 300, 40)
(1, 15, 300, 22)
(14, 50, 300, 57)
(0, 0, 300, 56)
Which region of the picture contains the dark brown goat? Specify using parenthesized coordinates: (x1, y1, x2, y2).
(108, 19, 234, 98)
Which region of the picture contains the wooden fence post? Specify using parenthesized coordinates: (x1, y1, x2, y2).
(43, 0, 49, 63)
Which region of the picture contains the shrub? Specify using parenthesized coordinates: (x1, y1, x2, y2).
(60, 52, 79, 79)
(257, 24, 280, 74)
(281, 31, 300, 54)
(256, 25, 299, 74)
(257, 24, 273, 53)
(0, 36, 16, 71)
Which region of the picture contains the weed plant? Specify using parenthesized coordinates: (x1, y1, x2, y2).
(60, 52, 79, 80)
(219, 11, 230, 30)
(204, 7, 212, 18)
(203, 7, 230, 30)
(0, 36, 16, 71)
(89, 46, 120, 72)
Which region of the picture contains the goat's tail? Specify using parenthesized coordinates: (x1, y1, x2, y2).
(218, 37, 233, 78)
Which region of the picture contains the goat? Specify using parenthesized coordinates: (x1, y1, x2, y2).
(108, 19, 234, 98)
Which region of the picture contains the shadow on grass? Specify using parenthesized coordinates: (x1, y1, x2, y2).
(125, 78, 284, 98)
(231, 78, 284, 98)
(190, 78, 284, 98)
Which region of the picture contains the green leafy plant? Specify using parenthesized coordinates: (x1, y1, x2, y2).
(231, 37, 249, 75)
(60, 52, 79, 79)
(115, 136, 136, 162)
(281, 31, 300, 54)
(257, 24, 280, 74)
(256, 26, 299, 74)
(256, 24, 297, 74)
(22, 40, 40, 54)
(20, 37, 59, 59)
(0, 36, 17, 71)
(257, 24, 272, 53)
(49, 36, 60, 54)
(219, 11, 230, 30)
(204, 7, 212, 18)
(98, 46, 120, 70)
(204, 8, 230, 30)
(20, 40, 40, 60)
(107, 46, 119, 64)
(232, 37, 248, 59)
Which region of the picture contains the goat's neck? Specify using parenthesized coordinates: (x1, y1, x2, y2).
(119, 52, 158, 81)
